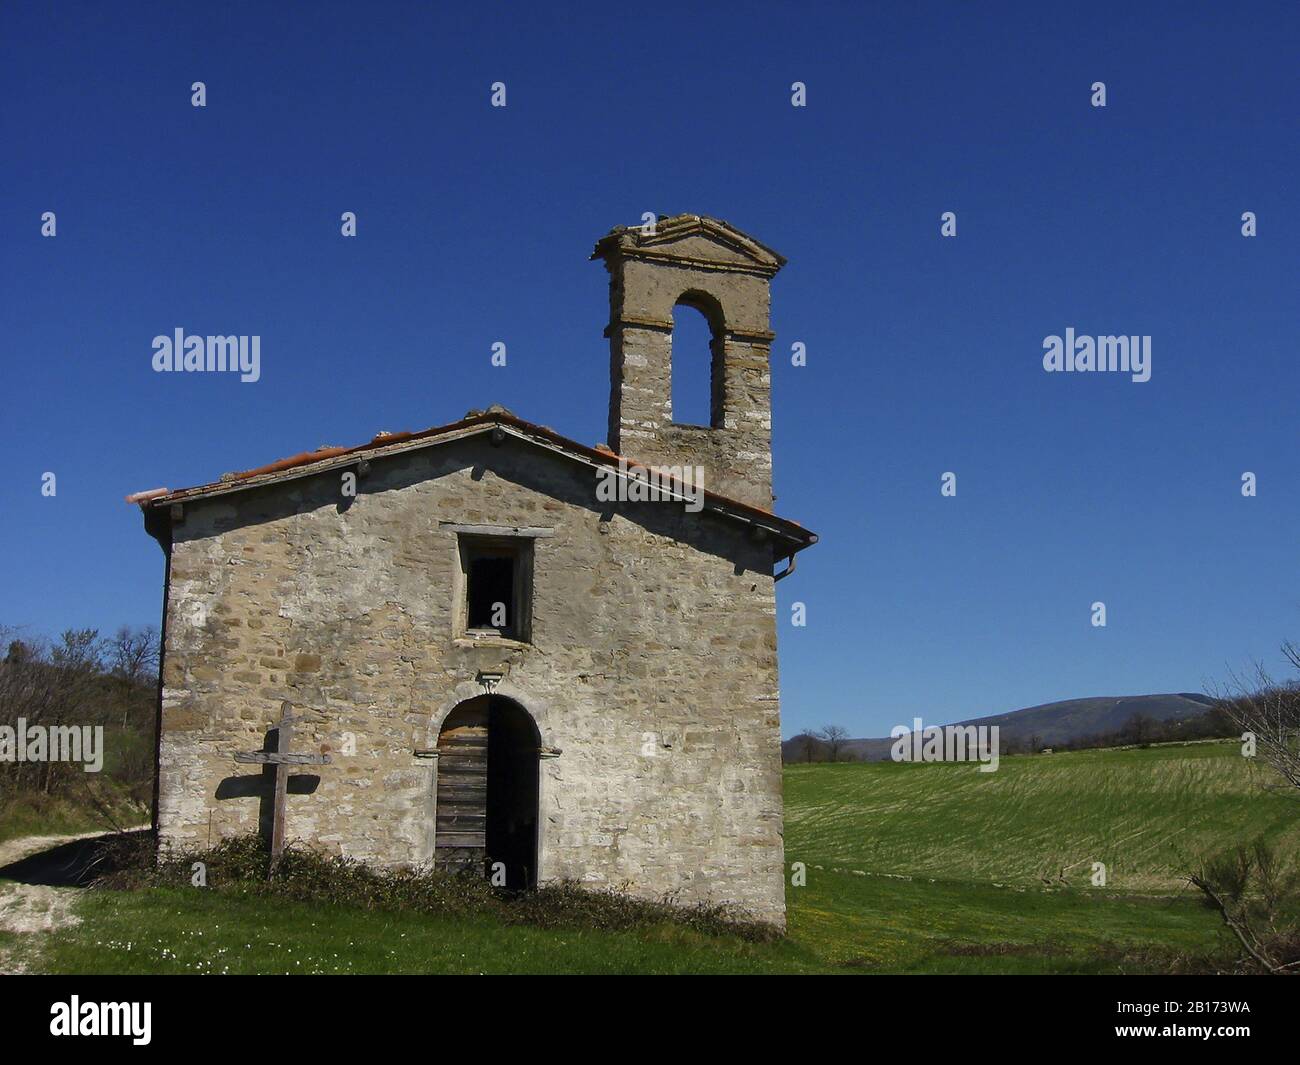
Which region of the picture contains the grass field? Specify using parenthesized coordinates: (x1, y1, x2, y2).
(6, 741, 1290, 974)
(785, 739, 1300, 893)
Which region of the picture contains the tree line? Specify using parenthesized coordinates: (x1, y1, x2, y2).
(0, 625, 159, 815)
(786, 706, 1243, 764)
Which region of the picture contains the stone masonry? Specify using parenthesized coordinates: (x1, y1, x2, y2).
(594, 215, 785, 511)
(135, 215, 816, 927)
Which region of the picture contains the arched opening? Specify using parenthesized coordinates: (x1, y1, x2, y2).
(434, 695, 540, 888)
(670, 292, 725, 427)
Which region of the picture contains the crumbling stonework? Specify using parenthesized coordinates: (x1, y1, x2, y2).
(140, 216, 814, 927)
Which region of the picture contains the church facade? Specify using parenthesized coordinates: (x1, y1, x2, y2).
(130, 215, 816, 925)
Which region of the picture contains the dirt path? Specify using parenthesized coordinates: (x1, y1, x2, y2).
(0, 827, 148, 974)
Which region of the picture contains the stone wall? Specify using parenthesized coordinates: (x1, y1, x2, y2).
(156, 432, 787, 925)
(596, 219, 780, 511)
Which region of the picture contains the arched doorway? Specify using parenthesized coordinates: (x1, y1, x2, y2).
(434, 695, 539, 888)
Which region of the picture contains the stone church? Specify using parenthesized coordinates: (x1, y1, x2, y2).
(129, 214, 817, 925)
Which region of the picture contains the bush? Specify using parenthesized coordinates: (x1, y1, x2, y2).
(97, 833, 781, 943)
(1185, 839, 1300, 974)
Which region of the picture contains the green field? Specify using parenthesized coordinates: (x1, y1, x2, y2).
(786, 739, 1300, 892)
(6, 742, 1293, 974)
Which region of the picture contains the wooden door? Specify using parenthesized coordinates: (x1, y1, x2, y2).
(434, 699, 489, 874)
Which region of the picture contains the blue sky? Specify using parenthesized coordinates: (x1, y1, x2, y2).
(2, 1, 1296, 738)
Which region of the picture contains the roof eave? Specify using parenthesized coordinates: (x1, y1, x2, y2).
(128, 414, 818, 554)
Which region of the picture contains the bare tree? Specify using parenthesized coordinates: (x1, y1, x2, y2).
(1187, 840, 1300, 974)
(0, 625, 158, 796)
(787, 732, 819, 763)
(1181, 642, 1300, 973)
(1214, 641, 1300, 795)
(813, 724, 850, 763)
(0, 628, 105, 795)
(107, 626, 160, 728)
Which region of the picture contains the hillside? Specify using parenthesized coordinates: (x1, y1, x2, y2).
(785, 692, 1216, 762)
(784, 740, 1298, 892)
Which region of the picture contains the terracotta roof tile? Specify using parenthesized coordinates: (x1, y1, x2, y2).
(127, 410, 816, 549)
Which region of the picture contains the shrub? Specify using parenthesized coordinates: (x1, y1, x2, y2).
(97, 833, 780, 943)
(1185, 839, 1300, 974)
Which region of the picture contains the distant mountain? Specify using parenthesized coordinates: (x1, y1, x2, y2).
(784, 693, 1216, 762)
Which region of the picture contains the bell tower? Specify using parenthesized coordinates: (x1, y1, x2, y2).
(591, 214, 786, 510)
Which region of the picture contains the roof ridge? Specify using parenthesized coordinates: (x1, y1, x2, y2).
(126, 410, 816, 549)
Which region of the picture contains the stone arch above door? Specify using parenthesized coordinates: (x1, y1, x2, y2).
(425, 678, 556, 750)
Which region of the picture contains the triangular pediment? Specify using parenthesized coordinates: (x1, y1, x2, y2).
(591, 214, 785, 276)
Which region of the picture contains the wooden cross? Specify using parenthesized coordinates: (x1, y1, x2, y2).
(232, 701, 330, 871)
